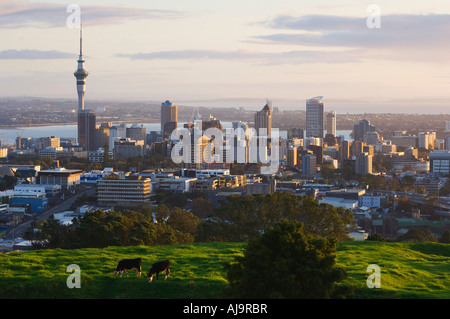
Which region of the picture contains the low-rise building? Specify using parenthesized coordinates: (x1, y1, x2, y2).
(359, 193, 388, 208)
(159, 176, 197, 193)
(319, 197, 359, 209)
(97, 175, 151, 206)
(38, 167, 82, 190)
(9, 193, 48, 213)
(429, 150, 450, 175)
(246, 179, 276, 195)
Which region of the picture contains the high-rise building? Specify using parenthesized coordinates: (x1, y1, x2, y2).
(355, 152, 372, 175)
(96, 124, 110, 150)
(340, 140, 352, 162)
(353, 119, 376, 141)
(126, 124, 146, 146)
(113, 138, 145, 159)
(36, 136, 60, 150)
(302, 154, 317, 176)
(306, 96, 324, 138)
(418, 132, 436, 150)
(254, 103, 272, 136)
(161, 100, 178, 139)
(286, 147, 297, 168)
(287, 128, 304, 139)
(326, 111, 336, 137)
(78, 110, 96, 151)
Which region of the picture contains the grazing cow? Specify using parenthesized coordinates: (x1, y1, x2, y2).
(147, 260, 170, 283)
(114, 258, 142, 277)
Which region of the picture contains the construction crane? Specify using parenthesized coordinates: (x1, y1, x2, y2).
(16, 128, 25, 149)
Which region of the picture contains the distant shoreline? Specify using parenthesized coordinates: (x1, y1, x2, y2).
(0, 120, 161, 129)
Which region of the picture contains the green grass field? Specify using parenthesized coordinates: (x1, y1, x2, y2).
(0, 241, 448, 299)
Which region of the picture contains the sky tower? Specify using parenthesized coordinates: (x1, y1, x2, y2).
(74, 24, 88, 110)
(74, 24, 96, 151)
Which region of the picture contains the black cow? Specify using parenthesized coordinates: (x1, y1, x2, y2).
(147, 260, 170, 283)
(114, 258, 142, 277)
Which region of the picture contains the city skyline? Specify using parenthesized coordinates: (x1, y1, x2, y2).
(1, 0, 450, 113)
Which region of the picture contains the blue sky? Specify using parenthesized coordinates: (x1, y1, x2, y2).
(0, 0, 450, 113)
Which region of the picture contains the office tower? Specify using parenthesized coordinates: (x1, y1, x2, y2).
(202, 114, 223, 132)
(355, 152, 372, 175)
(445, 121, 450, 132)
(255, 103, 272, 136)
(302, 154, 317, 176)
(36, 136, 60, 150)
(364, 131, 380, 145)
(126, 124, 146, 145)
(340, 140, 352, 162)
(306, 96, 324, 138)
(308, 144, 323, 165)
(418, 132, 436, 150)
(78, 110, 96, 151)
(286, 147, 297, 168)
(351, 140, 365, 157)
(97, 176, 151, 206)
(161, 100, 178, 139)
(287, 128, 304, 139)
(326, 111, 336, 137)
(114, 138, 145, 159)
(353, 119, 375, 141)
(96, 124, 110, 149)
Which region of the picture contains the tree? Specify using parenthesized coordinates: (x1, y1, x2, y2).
(438, 230, 450, 244)
(398, 228, 437, 242)
(367, 233, 384, 241)
(224, 220, 353, 299)
(190, 197, 213, 219)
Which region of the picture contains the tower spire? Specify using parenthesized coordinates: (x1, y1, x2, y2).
(74, 18, 88, 111)
(79, 17, 83, 57)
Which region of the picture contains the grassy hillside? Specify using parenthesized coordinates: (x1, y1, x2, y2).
(336, 241, 450, 299)
(0, 241, 448, 299)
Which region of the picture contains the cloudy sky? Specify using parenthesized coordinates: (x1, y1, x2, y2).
(1, 0, 450, 113)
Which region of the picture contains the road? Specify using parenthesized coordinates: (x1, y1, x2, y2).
(3, 187, 96, 241)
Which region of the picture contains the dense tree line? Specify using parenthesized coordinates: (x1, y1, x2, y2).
(29, 206, 200, 249)
(196, 192, 356, 242)
(28, 192, 356, 249)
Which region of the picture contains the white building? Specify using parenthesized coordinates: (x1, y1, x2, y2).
(159, 176, 197, 193)
(359, 194, 387, 208)
(319, 197, 359, 209)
